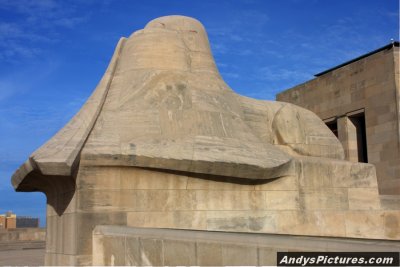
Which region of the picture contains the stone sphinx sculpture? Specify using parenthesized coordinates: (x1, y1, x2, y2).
(11, 16, 399, 265)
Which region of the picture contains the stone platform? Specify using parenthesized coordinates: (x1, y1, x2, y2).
(93, 226, 400, 266)
(0, 247, 45, 266)
(0, 228, 46, 242)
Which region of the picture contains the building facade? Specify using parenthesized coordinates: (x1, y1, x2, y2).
(16, 216, 40, 228)
(0, 216, 5, 229)
(0, 212, 17, 229)
(0, 212, 39, 229)
(277, 42, 399, 196)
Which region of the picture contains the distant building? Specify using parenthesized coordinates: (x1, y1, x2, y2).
(277, 42, 399, 196)
(0, 212, 40, 229)
(0, 215, 5, 229)
(16, 216, 40, 228)
(0, 211, 17, 229)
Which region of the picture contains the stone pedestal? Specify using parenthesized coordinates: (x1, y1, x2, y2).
(92, 226, 400, 266)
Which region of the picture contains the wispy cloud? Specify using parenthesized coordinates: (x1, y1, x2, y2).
(207, 8, 269, 56)
(0, 0, 89, 62)
(0, 0, 58, 13)
(54, 16, 88, 28)
(0, 60, 59, 101)
(221, 72, 240, 79)
(257, 66, 312, 82)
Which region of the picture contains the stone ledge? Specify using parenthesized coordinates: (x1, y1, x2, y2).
(93, 226, 400, 266)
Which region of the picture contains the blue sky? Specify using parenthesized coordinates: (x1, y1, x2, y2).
(0, 0, 398, 226)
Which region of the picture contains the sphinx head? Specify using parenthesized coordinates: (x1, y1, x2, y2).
(119, 15, 219, 74)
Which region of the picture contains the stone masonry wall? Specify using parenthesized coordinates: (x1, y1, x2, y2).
(44, 158, 400, 265)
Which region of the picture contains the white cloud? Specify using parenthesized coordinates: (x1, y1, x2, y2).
(257, 66, 311, 82)
(54, 16, 88, 28)
(0, 0, 58, 18)
(0, 60, 59, 102)
(222, 72, 240, 79)
(0, 23, 22, 38)
(0, 0, 89, 62)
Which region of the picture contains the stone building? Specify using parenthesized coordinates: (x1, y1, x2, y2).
(0, 216, 5, 229)
(16, 216, 40, 228)
(0, 212, 17, 229)
(277, 42, 399, 197)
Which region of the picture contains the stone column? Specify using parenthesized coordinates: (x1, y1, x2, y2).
(338, 115, 360, 162)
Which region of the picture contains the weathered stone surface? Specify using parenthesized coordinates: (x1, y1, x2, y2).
(92, 226, 400, 266)
(197, 242, 223, 265)
(163, 240, 196, 265)
(9, 15, 399, 265)
(138, 238, 163, 266)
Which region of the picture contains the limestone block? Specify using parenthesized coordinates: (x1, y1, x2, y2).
(125, 237, 140, 266)
(299, 157, 336, 188)
(76, 212, 126, 255)
(195, 190, 266, 211)
(187, 175, 256, 190)
(266, 190, 299, 210)
(45, 253, 77, 266)
(163, 240, 197, 265)
(334, 162, 377, 188)
(221, 244, 258, 266)
(383, 211, 400, 239)
(254, 175, 298, 191)
(300, 188, 349, 210)
(45, 213, 78, 255)
(258, 248, 279, 266)
(76, 166, 122, 190)
(120, 167, 188, 190)
(93, 226, 400, 267)
(276, 211, 321, 236)
(139, 238, 163, 266)
(127, 211, 207, 229)
(348, 188, 381, 210)
(94, 235, 125, 266)
(380, 195, 400, 210)
(74, 255, 92, 266)
(344, 211, 385, 239)
(315, 211, 347, 237)
(206, 211, 276, 232)
(196, 242, 223, 266)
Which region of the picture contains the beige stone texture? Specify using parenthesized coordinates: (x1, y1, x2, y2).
(10, 16, 400, 265)
(0, 228, 46, 242)
(344, 211, 385, 239)
(196, 242, 223, 265)
(92, 226, 400, 266)
(125, 237, 140, 266)
(348, 188, 381, 210)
